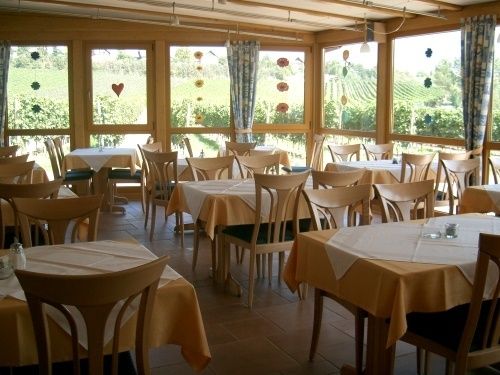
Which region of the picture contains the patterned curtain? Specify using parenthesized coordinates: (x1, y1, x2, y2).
(227, 41, 260, 142)
(0, 41, 10, 146)
(461, 15, 496, 151)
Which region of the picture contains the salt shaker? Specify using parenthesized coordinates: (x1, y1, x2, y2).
(9, 237, 26, 270)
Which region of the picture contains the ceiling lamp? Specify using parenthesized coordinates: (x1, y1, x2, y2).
(224, 28, 230, 47)
(360, 18, 370, 53)
(171, 2, 180, 26)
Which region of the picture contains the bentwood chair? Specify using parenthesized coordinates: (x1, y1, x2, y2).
(0, 145, 19, 158)
(400, 152, 436, 183)
(141, 149, 179, 242)
(363, 143, 394, 160)
(488, 156, 500, 184)
(396, 232, 500, 375)
(136, 142, 163, 213)
(374, 179, 435, 222)
(283, 134, 325, 173)
(14, 195, 103, 247)
(183, 137, 194, 157)
(0, 179, 63, 248)
(0, 160, 35, 184)
(0, 153, 29, 164)
(222, 172, 309, 308)
(186, 155, 235, 276)
(439, 158, 480, 215)
(235, 153, 280, 178)
(312, 169, 367, 189)
(225, 141, 257, 156)
(327, 144, 361, 162)
(303, 184, 371, 370)
(16, 256, 169, 375)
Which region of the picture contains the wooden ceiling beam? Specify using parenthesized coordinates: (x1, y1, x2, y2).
(415, 0, 462, 11)
(227, 0, 365, 23)
(318, 0, 411, 18)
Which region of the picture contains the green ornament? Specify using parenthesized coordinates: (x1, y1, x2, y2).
(31, 81, 40, 90)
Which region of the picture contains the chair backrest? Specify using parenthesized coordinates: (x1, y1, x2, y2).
(309, 134, 326, 170)
(52, 136, 66, 169)
(225, 141, 257, 156)
(186, 155, 235, 181)
(13, 195, 103, 247)
(400, 152, 436, 183)
(138, 142, 163, 174)
(327, 144, 361, 162)
(489, 156, 500, 184)
(374, 179, 435, 222)
(0, 161, 35, 184)
(303, 184, 371, 230)
(235, 154, 280, 178)
(434, 151, 472, 201)
(142, 149, 178, 204)
(15, 256, 169, 375)
(45, 138, 62, 179)
(363, 143, 394, 160)
(312, 169, 367, 189)
(146, 135, 155, 144)
(452, 232, 500, 371)
(440, 158, 480, 214)
(0, 153, 29, 164)
(183, 137, 194, 157)
(0, 145, 19, 158)
(249, 148, 275, 156)
(253, 172, 309, 244)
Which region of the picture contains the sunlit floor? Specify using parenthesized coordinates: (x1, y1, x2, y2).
(14, 199, 498, 375)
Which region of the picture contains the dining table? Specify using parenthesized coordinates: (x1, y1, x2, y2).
(219, 145, 291, 168)
(460, 184, 500, 215)
(284, 214, 500, 374)
(62, 148, 140, 212)
(0, 240, 211, 372)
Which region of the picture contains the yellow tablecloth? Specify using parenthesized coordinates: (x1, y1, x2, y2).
(460, 185, 500, 214)
(0, 241, 211, 371)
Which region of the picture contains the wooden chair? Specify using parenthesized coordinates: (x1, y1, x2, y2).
(15, 255, 169, 375)
(312, 169, 367, 189)
(44, 138, 94, 193)
(0, 153, 29, 164)
(439, 158, 480, 215)
(400, 152, 436, 183)
(183, 137, 194, 157)
(52, 136, 66, 169)
(283, 134, 325, 173)
(0, 179, 63, 248)
(186, 155, 235, 276)
(146, 134, 155, 144)
(186, 155, 235, 181)
(374, 179, 435, 222)
(222, 172, 309, 308)
(303, 184, 370, 370)
(249, 148, 275, 156)
(327, 143, 361, 162)
(225, 141, 257, 156)
(136, 142, 163, 213)
(235, 154, 280, 178)
(434, 151, 472, 214)
(396, 232, 500, 375)
(363, 143, 394, 160)
(0, 145, 19, 158)
(488, 156, 500, 184)
(141, 149, 179, 242)
(0, 160, 35, 184)
(13, 195, 103, 247)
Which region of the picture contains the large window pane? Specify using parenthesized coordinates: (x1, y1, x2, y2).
(323, 42, 377, 131)
(255, 51, 305, 125)
(492, 27, 500, 141)
(170, 46, 230, 128)
(252, 133, 306, 165)
(171, 134, 230, 158)
(393, 31, 463, 138)
(8, 46, 69, 130)
(91, 48, 148, 125)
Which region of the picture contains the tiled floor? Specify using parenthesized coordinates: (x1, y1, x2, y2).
(97, 200, 495, 375)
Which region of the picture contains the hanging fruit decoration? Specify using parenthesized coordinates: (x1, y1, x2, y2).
(30, 50, 42, 113)
(423, 47, 433, 125)
(340, 49, 350, 106)
(276, 57, 289, 113)
(194, 51, 204, 124)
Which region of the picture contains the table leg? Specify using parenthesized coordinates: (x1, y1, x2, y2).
(93, 168, 125, 213)
(216, 227, 242, 296)
(365, 314, 395, 375)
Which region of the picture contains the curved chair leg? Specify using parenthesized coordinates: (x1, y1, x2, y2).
(149, 203, 156, 241)
(248, 250, 257, 308)
(354, 310, 365, 374)
(192, 221, 201, 270)
(309, 288, 324, 361)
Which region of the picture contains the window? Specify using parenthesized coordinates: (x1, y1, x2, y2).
(254, 50, 305, 125)
(492, 27, 500, 142)
(170, 46, 230, 128)
(90, 47, 150, 126)
(392, 31, 462, 139)
(323, 42, 378, 131)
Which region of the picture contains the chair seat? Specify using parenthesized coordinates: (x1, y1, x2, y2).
(223, 218, 310, 244)
(108, 168, 142, 180)
(282, 166, 311, 173)
(405, 301, 491, 352)
(64, 170, 94, 181)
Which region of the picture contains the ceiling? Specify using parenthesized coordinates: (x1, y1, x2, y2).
(0, 0, 494, 40)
